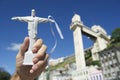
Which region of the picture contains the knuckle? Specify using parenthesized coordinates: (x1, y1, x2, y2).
(33, 38, 43, 49)
(37, 61, 45, 67)
(38, 44, 47, 52)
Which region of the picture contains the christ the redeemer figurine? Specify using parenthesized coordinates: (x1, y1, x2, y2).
(12, 9, 64, 65)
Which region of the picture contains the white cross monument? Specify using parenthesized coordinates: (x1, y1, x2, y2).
(12, 9, 64, 65)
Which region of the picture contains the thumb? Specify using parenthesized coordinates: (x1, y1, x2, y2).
(18, 37, 29, 56)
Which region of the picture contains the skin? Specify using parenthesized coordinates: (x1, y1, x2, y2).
(11, 37, 49, 80)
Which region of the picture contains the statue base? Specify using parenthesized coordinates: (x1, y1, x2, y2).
(23, 51, 36, 65)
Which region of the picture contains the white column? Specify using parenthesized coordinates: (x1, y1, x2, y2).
(73, 26, 86, 69)
(70, 14, 86, 70)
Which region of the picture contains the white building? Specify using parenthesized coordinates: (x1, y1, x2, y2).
(99, 46, 120, 80)
(72, 66, 104, 80)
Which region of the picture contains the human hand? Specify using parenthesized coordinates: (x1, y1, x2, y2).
(15, 37, 49, 80)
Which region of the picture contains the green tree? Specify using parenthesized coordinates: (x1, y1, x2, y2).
(111, 28, 120, 43)
(0, 67, 11, 80)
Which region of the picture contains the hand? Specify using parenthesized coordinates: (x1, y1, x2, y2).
(15, 37, 49, 80)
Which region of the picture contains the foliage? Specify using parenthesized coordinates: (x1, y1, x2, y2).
(49, 56, 75, 71)
(86, 57, 92, 66)
(0, 67, 11, 80)
(85, 50, 92, 60)
(108, 42, 120, 48)
(91, 60, 101, 67)
(86, 60, 101, 67)
(108, 28, 120, 48)
(111, 28, 120, 44)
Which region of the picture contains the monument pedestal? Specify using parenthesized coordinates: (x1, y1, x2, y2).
(23, 51, 36, 65)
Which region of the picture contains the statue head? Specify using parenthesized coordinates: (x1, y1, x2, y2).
(31, 9, 36, 17)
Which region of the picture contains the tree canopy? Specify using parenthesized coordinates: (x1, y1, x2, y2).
(0, 67, 11, 80)
(111, 28, 120, 43)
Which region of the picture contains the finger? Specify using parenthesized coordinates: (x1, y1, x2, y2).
(33, 44, 47, 63)
(32, 39, 43, 53)
(30, 54, 49, 73)
(18, 37, 29, 56)
(30, 62, 47, 74)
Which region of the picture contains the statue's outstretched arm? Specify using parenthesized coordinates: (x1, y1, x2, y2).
(11, 17, 33, 22)
(38, 17, 54, 23)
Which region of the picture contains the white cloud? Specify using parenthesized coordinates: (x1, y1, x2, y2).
(7, 43, 22, 51)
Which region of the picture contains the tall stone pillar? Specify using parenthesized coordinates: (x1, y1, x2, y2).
(70, 14, 86, 70)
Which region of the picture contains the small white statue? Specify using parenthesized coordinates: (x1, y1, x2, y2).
(12, 9, 64, 65)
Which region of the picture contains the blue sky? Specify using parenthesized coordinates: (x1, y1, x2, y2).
(0, 0, 120, 75)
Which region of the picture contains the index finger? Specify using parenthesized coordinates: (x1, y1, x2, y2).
(32, 39, 43, 53)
